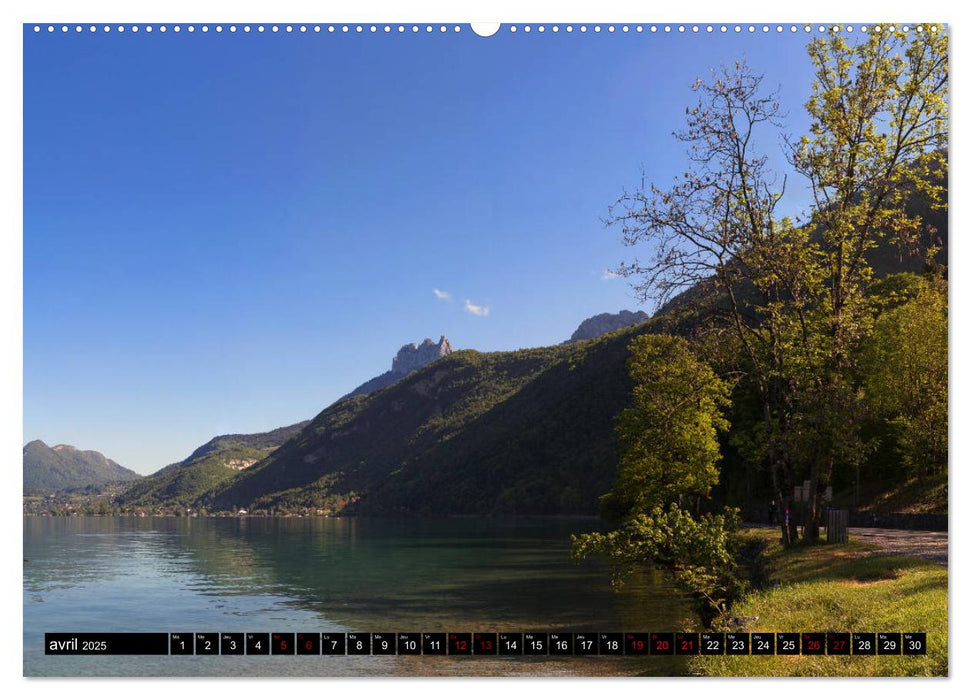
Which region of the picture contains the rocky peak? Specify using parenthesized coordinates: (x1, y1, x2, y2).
(342, 335, 455, 400)
(392, 335, 453, 376)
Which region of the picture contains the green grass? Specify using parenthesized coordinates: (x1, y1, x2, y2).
(690, 530, 947, 677)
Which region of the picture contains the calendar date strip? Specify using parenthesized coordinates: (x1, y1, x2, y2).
(45, 632, 926, 656)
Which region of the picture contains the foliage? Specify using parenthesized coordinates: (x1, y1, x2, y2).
(601, 334, 730, 521)
(572, 505, 744, 619)
(866, 271, 933, 313)
(862, 277, 947, 476)
(788, 27, 948, 537)
(573, 333, 742, 619)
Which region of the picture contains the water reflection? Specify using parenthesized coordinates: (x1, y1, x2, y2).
(24, 516, 697, 676)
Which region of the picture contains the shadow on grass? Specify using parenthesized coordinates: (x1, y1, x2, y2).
(764, 540, 930, 587)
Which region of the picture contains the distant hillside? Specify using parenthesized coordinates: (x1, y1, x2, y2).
(120, 421, 309, 508)
(23, 440, 140, 493)
(176, 421, 311, 469)
(567, 310, 649, 342)
(201, 327, 647, 515)
(342, 336, 453, 399)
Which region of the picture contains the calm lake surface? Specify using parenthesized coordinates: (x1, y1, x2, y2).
(23, 516, 695, 676)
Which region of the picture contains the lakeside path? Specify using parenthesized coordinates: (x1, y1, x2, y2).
(746, 524, 948, 565)
(849, 527, 948, 565)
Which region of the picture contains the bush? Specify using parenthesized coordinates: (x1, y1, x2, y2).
(572, 504, 745, 620)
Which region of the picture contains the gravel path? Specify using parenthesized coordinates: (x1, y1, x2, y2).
(849, 527, 948, 565)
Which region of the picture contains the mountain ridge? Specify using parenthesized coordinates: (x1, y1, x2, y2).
(23, 440, 140, 493)
(206, 336, 628, 515)
(567, 310, 649, 343)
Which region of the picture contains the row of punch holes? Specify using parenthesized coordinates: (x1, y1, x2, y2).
(32, 24, 939, 36)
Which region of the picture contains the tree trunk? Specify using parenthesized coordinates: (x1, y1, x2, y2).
(809, 455, 834, 542)
(764, 402, 799, 547)
(804, 466, 821, 542)
(778, 460, 799, 546)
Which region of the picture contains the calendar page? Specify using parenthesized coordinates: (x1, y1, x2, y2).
(21, 13, 949, 680)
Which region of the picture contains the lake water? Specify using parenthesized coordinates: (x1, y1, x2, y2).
(23, 516, 696, 676)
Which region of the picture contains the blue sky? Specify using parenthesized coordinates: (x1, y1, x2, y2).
(24, 25, 818, 473)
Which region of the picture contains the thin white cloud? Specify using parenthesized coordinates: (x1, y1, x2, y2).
(433, 288, 452, 301)
(464, 299, 490, 317)
(601, 268, 622, 280)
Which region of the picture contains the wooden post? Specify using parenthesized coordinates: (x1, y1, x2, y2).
(826, 508, 848, 543)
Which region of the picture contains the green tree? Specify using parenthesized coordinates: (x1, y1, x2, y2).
(866, 272, 934, 313)
(573, 505, 743, 621)
(607, 27, 947, 543)
(862, 278, 947, 477)
(791, 26, 948, 538)
(573, 335, 740, 620)
(600, 334, 730, 521)
(606, 57, 825, 545)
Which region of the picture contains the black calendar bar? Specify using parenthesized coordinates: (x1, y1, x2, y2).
(45, 633, 169, 655)
(42, 632, 927, 656)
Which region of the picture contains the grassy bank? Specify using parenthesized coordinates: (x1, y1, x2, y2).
(690, 529, 947, 677)
(833, 473, 948, 514)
